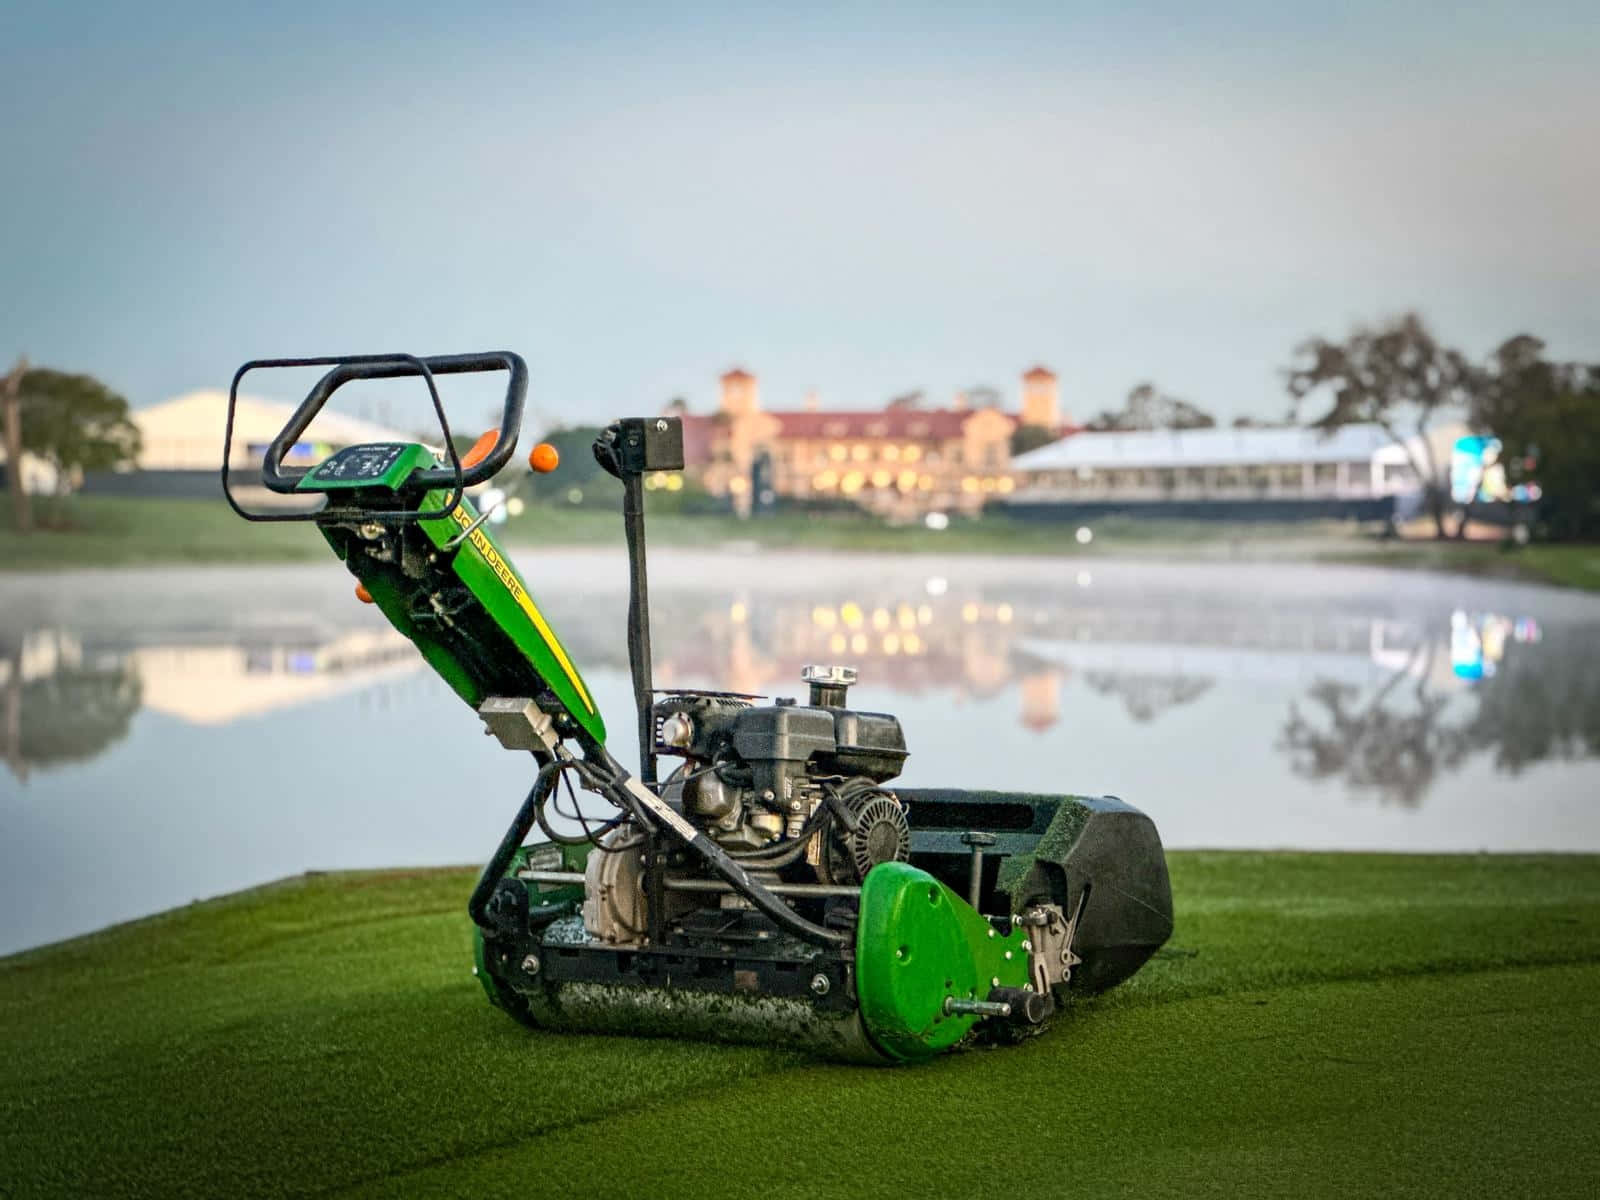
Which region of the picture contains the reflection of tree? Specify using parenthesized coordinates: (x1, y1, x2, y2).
(1, 651, 142, 782)
(1450, 630, 1600, 772)
(1082, 672, 1213, 723)
(1278, 656, 1461, 807)
(1278, 628, 1600, 807)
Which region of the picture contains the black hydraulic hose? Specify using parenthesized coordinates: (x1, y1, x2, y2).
(588, 747, 847, 948)
(468, 760, 564, 928)
(725, 806, 831, 868)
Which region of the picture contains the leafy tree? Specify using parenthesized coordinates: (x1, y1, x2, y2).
(16, 368, 141, 494)
(1471, 336, 1600, 542)
(1010, 423, 1058, 456)
(2, 357, 29, 531)
(1086, 382, 1216, 432)
(1285, 313, 1476, 538)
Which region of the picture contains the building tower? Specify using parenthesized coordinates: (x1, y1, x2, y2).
(1021, 366, 1060, 429)
(720, 368, 759, 416)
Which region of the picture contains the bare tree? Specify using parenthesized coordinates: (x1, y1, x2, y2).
(1286, 313, 1477, 539)
(1086, 382, 1216, 432)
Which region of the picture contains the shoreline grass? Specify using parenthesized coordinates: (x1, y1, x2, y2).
(3, 852, 1597, 1197)
(4, 494, 1598, 593)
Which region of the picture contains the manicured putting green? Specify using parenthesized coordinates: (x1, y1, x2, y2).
(2, 853, 1597, 1198)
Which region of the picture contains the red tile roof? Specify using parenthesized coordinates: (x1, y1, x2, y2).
(720, 368, 755, 382)
(1022, 365, 1057, 381)
(678, 413, 723, 464)
(770, 408, 1002, 440)
(675, 407, 1015, 466)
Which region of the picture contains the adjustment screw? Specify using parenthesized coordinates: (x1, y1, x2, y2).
(810, 973, 831, 996)
(655, 419, 669, 432)
(521, 954, 541, 976)
(1022, 940, 1032, 952)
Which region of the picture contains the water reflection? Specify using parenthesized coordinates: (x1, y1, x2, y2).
(2, 556, 1598, 954)
(3, 575, 1595, 815)
(1, 626, 420, 781)
(1276, 617, 1593, 807)
(0, 632, 141, 780)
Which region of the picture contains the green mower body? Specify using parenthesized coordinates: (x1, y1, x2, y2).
(223, 350, 1173, 1064)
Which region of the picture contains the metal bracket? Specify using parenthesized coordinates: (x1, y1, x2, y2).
(478, 697, 560, 754)
(1017, 889, 1088, 995)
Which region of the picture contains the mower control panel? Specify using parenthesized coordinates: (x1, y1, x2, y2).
(296, 442, 434, 493)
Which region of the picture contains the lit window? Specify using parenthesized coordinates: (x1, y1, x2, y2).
(851, 444, 870, 462)
(829, 444, 847, 462)
(902, 445, 922, 462)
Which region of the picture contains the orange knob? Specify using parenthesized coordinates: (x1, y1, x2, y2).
(355, 583, 375, 604)
(529, 442, 560, 473)
(460, 429, 500, 469)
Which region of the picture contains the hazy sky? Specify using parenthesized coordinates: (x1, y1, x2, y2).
(3, 1, 1596, 429)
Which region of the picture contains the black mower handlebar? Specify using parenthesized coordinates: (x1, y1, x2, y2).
(221, 351, 527, 524)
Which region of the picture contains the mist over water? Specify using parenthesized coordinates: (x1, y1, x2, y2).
(3, 552, 1597, 955)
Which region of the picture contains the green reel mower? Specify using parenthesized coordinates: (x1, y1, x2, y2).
(223, 351, 1173, 1064)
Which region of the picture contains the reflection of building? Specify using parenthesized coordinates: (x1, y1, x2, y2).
(678, 366, 1069, 518)
(2, 626, 425, 782)
(1020, 670, 1062, 731)
(131, 630, 421, 725)
(1010, 422, 1468, 517)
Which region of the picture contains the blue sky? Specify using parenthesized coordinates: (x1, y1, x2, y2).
(2, 1, 1596, 429)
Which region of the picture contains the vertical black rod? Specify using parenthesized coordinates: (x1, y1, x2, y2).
(622, 471, 657, 785)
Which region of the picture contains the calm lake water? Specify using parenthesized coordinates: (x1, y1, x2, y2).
(3, 550, 1598, 955)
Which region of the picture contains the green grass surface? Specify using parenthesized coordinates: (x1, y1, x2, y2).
(0, 495, 321, 567)
(3, 853, 1597, 1197)
(5, 494, 1598, 593)
(1323, 539, 1600, 592)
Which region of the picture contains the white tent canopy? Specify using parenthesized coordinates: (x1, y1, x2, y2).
(135, 390, 421, 471)
(1012, 424, 1396, 472)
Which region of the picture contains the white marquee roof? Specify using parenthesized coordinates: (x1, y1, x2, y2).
(1013, 423, 1398, 472)
(137, 390, 418, 448)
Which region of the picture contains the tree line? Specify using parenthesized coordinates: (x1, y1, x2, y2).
(6, 313, 1598, 543)
(1006, 313, 1598, 542)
